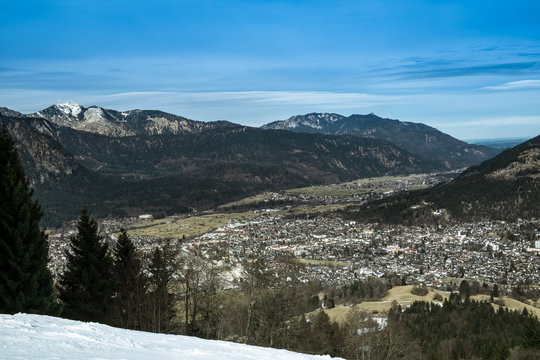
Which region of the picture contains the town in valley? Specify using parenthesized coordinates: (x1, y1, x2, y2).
(47, 172, 540, 306)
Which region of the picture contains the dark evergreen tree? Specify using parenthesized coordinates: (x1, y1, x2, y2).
(493, 283, 499, 297)
(0, 126, 58, 314)
(59, 208, 114, 323)
(145, 245, 175, 333)
(111, 229, 147, 330)
(459, 279, 471, 301)
(521, 313, 540, 348)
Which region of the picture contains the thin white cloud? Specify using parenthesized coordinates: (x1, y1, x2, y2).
(483, 80, 540, 90)
(434, 116, 540, 128)
(105, 90, 400, 108)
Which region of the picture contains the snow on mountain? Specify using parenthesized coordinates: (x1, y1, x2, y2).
(264, 113, 344, 131)
(0, 313, 339, 360)
(57, 101, 82, 117)
(33, 103, 237, 137)
(83, 106, 105, 123)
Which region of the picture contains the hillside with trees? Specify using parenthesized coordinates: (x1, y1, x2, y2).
(342, 135, 540, 224)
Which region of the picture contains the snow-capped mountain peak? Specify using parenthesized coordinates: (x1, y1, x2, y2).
(56, 101, 82, 117)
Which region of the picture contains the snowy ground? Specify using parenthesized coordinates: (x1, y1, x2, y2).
(0, 313, 339, 360)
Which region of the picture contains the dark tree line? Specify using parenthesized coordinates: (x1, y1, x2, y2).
(57, 210, 176, 332)
(392, 293, 540, 359)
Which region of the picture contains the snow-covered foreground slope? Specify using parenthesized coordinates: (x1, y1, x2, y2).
(0, 313, 339, 360)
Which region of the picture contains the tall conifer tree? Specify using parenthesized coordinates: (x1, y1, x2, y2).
(146, 245, 175, 333)
(59, 208, 114, 323)
(0, 126, 58, 314)
(112, 229, 146, 329)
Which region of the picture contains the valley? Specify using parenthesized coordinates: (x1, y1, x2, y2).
(46, 172, 540, 302)
(40, 166, 540, 358)
(4, 104, 535, 309)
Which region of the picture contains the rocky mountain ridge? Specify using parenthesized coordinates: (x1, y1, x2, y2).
(0, 113, 80, 185)
(34, 102, 237, 136)
(263, 112, 500, 168)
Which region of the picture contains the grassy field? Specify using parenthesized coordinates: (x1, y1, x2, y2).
(217, 193, 276, 209)
(285, 186, 369, 198)
(290, 204, 349, 214)
(124, 200, 350, 239)
(294, 258, 348, 267)
(312, 285, 540, 325)
(124, 211, 263, 239)
(471, 294, 540, 317)
(286, 174, 432, 198)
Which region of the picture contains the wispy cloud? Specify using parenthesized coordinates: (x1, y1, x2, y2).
(483, 80, 540, 90)
(434, 116, 540, 128)
(395, 61, 540, 79)
(104, 90, 402, 109)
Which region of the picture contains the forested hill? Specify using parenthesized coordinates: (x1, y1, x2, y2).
(55, 125, 439, 180)
(343, 135, 540, 224)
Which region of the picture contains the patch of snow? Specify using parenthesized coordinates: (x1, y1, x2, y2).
(0, 313, 339, 360)
(288, 121, 299, 129)
(302, 121, 322, 129)
(56, 102, 82, 117)
(83, 107, 105, 123)
(324, 114, 341, 122)
(373, 317, 387, 329)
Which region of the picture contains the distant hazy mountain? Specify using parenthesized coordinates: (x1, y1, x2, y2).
(263, 113, 500, 168)
(1, 106, 442, 225)
(346, 135, 540, 223)
(468, 137, 530, 149)
(34, 102, 237, 136)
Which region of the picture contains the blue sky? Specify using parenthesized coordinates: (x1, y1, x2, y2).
(1, 0, 540, 139)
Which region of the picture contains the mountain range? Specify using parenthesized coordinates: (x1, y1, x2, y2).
(1, 103, 453, 226)
(263, 113, 500, 168)
(29, 104, 499, 171)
